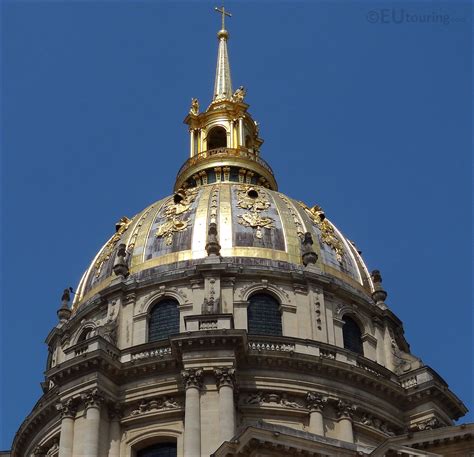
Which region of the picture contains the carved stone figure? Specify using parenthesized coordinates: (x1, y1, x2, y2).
(280, 394, 302, 409)
(299, 202, 344, 262)
(96, 315, 118, 344)
(94, 216, 132, 277)
(113, 243, 129, 278)
(205, 222, 221, 256)
(414, 417, 441, 431)
(390, 334, 423, 374)
(301, 232, 318, 266)
(202, 297, 219, 314)
(246, 391, 264, 405)
(57, 288, 72, 322)
(162, 396, 180, 409)
(371, 269, 388, 307)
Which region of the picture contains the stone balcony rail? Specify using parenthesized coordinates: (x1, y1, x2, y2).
(56, 332, 454, 396)
(176, 147, 274, 177)
(246, 335, 398, 383)
(63, 335, 120, 362)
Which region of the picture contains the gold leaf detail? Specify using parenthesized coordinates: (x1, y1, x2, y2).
(94, 217, 132, 277)
(155, 188, 198, 245)
(236, 185, 274, 238)
(298, 202, 344, 263)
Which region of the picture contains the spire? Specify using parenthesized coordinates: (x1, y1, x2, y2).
(213, 6, 233, 101)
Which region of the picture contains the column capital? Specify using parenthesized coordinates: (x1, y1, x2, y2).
(214, 367, 236, 389)
(181, 368, 204, 390)
(306, 392, 327, 412)
(336, 400, 356, 420)
(57, 397, 78, 419)
(81, 387, 105, 409)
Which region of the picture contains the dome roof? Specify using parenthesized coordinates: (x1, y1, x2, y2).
(73, 183, 373, 309)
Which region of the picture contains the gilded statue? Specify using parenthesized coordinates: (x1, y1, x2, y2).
(232, 85, 246, 102)
(189, 98, 199, 115)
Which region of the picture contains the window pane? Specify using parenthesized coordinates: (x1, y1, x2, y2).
(148, 299, 180, 342)
(247, 293, 282, 336)
(137, 442, 177, 457)
(342, 316, 363, 355)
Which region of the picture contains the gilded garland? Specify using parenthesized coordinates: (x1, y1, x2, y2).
(236, 185, 275, 239)
(94, 216, 132, 277)
(155, 188, 199, 245)
(298, 202, 344, 263)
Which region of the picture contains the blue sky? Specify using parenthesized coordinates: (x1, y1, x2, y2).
(1, 0, 472, 449)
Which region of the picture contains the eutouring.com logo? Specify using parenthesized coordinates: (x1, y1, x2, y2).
(366, 9, 465, 25)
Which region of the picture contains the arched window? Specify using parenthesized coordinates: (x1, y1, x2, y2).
(77, 327, 94, 343)
(245, 134, 252, 148)
(342, 316, 363, 355)
(207, 126, 227, 150)
(137, 442, 177, 457)
(148, 299, 180, 342)
(247, 293, 282, 336)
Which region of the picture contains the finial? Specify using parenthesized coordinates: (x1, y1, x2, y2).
(215, 5, 232, 33)
(57, 287, 72, 322)
(301, 232, 318, 266)
(113, 243, 130, 278)
(205, 222, 221, 257)
(371, 269, 388, 309)
(213, 6, 233, 101)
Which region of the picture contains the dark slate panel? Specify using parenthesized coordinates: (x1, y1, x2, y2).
(231, 185, 285, 251)
(144, 189, 201, 260)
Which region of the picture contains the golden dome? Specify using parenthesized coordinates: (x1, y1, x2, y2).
(73, 183, 373, 309)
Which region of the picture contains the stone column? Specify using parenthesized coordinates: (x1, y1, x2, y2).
(238, 117, 244, 146)
(214, 368, 237, 442)
(229, 120, 234, 148)
(306, 392, 327, 436)
(189, 129, 195, 157)
(82, 388, 104, 457)
(58, 398, 77, 457)
(336, 400, 356, 443)
(373, 317, 386, 366)
(182, 369, 203, 457)
(108, 405, 122, 457)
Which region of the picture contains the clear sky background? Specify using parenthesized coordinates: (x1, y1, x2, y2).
(1, 0, 472, 449)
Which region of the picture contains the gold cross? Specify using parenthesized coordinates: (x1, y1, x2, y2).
(215, 6, 232, 30)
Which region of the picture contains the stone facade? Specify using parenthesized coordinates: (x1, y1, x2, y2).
(10, 257, 471, 456)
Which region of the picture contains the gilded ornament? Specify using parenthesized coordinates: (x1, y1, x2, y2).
(127, 204, 156, 251)
(236, 185, 275, 238)
(94, 216, 132, 277)
(298, 202, 344, 263)
(156, 218, 190, 245)
(280, 195, 305, 238)
(238, 212, 275, 239)
(155, 188, 198, 245)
